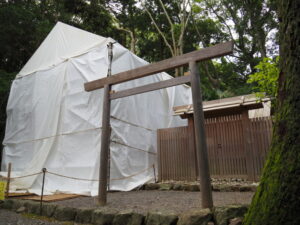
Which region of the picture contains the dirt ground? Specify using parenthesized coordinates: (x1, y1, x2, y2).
(55, 190, 254, 214)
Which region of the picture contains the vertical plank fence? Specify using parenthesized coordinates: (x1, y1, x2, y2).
(157, 115, 272, 181)
(157, 126, 197, 181)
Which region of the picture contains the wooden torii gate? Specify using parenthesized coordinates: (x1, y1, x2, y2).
(84, 41, 234, 208)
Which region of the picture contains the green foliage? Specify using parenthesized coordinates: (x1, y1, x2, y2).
(247, 57, 279, 98)
(199, 0, 278, 77)
(0, 70, 16, 145)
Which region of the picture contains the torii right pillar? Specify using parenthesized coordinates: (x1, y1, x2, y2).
(189, 61, 213, 209)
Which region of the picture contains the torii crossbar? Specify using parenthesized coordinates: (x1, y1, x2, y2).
(84, 41, 234, 208)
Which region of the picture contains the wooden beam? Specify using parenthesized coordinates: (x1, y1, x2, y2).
(85, 41, 233, 91)
(110, 75, 191, 100)
(189, 61, 213, 209)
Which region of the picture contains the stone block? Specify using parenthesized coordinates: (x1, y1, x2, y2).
(113, 210, 144, 225)
(229, 217, 243, 225)
(53, 205, 77, 221)
(214, 205, 248, 225)
(26, 201, 41, 214)
(75, 208, 94, 223)
(145, 183, 160, 190)
(0, 199, 14, 209)
(41, 203, 57, 217)
(172, 184, 182, 191)
(145, 211, 178, 225)
(177, 208, 212, 225)
(11, 199, 25, 211)
(92, 208, 116, 225)
(185, 185, 200, 192)
(159, 184, 173, 191)
(16, 206, 26, 213)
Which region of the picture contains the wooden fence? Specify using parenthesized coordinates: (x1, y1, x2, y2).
(157, 115, 272, 181)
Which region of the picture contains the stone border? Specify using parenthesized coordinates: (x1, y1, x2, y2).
(142, 182, 257, 192)
(0, 199, 249, 225)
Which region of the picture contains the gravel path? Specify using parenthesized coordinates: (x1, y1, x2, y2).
(0, 191, 254, 223)
(56, 190, 254, 214)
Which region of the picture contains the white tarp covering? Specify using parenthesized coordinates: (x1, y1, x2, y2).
(1, 22, 192, 195)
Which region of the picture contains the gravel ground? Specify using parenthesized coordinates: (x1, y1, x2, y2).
(0, 191, 254, 223)
(56, 190, 254, 214)
(0, 209, 64, 225)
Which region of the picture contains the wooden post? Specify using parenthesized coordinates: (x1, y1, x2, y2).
(98, 42, 114, 205)
(98, 84, 111, 205)
(5, 162, 11, 198)
(189, 61, 213, 209)
(242, 110, 255, 181)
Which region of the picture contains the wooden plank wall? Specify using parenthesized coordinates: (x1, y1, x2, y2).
(249, 117, 273, 180)
(157, 126, 197, 181)
(157, 115, 272, 182)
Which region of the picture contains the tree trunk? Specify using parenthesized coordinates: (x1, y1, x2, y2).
(243, 1, 300, 225)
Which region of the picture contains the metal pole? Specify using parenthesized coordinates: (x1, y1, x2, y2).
(5, 162, 11, 198)
(189, 61, 213, 209)
(40, 168, 46, 215)
(98, 42, 113, 205)
(153, 164, 157, 183)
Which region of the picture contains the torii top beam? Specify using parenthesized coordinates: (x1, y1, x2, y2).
(84, 41, 233, 92)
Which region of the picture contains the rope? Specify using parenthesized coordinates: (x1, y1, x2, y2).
(1, 171, 43, 180)
(45, 165, 154, 182)
(6, 127, 102, 145)
(111, 116, 155, 132)
(111, 140, 157, 155)
(1, 165, 154, 183)
(46, 171, 98, 182)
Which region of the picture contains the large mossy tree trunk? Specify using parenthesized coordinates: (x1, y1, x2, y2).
(243, 1, 300, 225)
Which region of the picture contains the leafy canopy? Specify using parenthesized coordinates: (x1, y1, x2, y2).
(247, 57, 279, 98)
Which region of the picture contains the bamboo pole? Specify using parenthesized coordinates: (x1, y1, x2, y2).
(5, 162, 11, 198)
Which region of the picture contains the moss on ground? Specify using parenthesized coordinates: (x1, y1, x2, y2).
(22, 212, 57, 221)
(22, 213, 92, 225)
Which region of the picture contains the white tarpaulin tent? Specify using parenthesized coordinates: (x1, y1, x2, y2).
(1, 22, 191, 195)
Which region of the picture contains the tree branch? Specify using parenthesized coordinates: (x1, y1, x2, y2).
(178, 1, 192, 50)
(204, 0, 235, 43)
(143, 4, 175, 56)
(158, 0, 177, 55)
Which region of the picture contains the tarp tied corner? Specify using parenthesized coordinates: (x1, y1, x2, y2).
(1, 22, 192, 196)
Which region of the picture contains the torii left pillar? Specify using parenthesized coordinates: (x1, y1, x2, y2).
(98, 42, 114, 206)
(98, 84, 111, 205)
